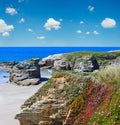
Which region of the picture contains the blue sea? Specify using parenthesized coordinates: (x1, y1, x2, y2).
(0, 47, 120, 83)
(0, 47, 120, 62)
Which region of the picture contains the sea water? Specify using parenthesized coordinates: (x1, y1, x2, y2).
(0, 47, 120, 62)
(0, 71, 9, 83)
(0, 47, 120, 83)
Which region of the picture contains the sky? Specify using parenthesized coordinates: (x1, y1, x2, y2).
(0, 0, 120, 46)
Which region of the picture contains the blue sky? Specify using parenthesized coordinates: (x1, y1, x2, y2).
(0, 0, 120, 46)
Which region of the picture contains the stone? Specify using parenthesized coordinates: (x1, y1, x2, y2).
(89, 56, 99, 70)
(0, 61, 17, 72)
(73, 56, 99, 72)
(53, 59, 66, 70)
(99, 54, 117, 59)
(39, 54, 63, 69)
(10, 58, 41, 86)
(39, 59, 54, 68)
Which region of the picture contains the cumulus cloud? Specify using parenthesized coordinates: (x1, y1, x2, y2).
(0, 19, 14, 37)
(88, 5, 94, 12)
(37, 36, 45, 40)
(28, 28, 33, 32)
(80, 21, 84, 24)
(44, 18, 61, 31)
(2, 32, 10, 37)
(76, 30, 82, 34)
(19, 18, 25, 23)
(93, 30, 99, 35)
(59, 18, 63, 22)
(86, 31, 90, 35)
(101, 18, 116, 28)
(6, 7, 18, 15)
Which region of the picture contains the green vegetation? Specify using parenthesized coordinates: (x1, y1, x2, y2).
(88, 88, 120, 125)
(64, 51, 120, 68)
(23, 51, 120, 124)
(64, 51, 120, 60)
(93, 65, 120, 85)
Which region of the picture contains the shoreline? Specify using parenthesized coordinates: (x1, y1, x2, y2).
(0, 50, 120, 125)
(0, 70, 52, 125)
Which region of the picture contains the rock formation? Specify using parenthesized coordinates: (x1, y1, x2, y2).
(10, 58, 40, 86)
(73, 56, 99, 72)
(40, 54, 99, 72)
(39, 54, 65, 70)
(15, 72, 87, 125)
(0, 61, 17, 72)
(15, 51, 120, 125)
(15, 64, 120, 125)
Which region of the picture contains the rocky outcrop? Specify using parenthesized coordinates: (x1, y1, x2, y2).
(15, 64, 120, 125)
(15, 72, 88, 125)
(53, 59, 67, 70)
(10, 58, 41, 86)
(39, 54, 63, 69)
(0, 61, 17, 72)
(39, 59, 54, 69)
(40, 54, 100, 72)
(73, 56, 99, 72)
(15, 51, 120, 125)
(99, 53, 117, 59)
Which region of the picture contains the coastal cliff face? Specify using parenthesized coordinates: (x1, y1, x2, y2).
(16, 51, 120, 125)
(10, 58, 40, 86)
(40, 51, 120, 72)
(16, 71, 89, 125)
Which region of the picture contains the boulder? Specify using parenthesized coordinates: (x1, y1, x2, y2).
(73, 56, 99, 72)
(53, 59, 67, 70)
(0, 61, 17, 72)
(10, 58, 41, 86)
(39, 54, 63, 69)
(39, 59, 54, 69)
(99, 54, 117, 59)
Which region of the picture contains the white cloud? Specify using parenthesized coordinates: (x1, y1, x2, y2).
(37, 36, 45, 40)
(88, 5, 94, 12)
(93, 30, 99, 35)
(18, 0, 24, 3)
(86, 31, 90, 35)
(6, 7, 18, 15)
(28, 28, 33, 32)
(0, 19, 14, 37)
(2, 32, 10, 37)
(101, 18, 116, 28)
(59, 18, 63, 22)
(19, 18, 25, 23)
(76, 30, 82, 34)
(80, 21, 84, 24)
(44, 18, 61, 31)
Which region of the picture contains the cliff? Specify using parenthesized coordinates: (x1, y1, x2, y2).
(15, 51, 120, 125)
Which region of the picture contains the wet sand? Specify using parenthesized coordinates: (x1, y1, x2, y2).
(0, 70, 51, 125)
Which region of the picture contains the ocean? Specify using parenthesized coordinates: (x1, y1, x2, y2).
(0, 47, 120, 62)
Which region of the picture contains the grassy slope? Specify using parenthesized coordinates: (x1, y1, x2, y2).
(22, 51, 120, 124)
(63, 51, 120, 125)
(69, 65, 120, 125)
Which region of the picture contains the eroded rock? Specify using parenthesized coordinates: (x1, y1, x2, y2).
(73, 56, 99, 72)
(10, 58, 41, 86)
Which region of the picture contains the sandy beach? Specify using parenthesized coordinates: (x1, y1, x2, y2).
(0, 70, 51, 125)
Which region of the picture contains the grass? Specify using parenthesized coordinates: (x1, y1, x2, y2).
(93, 64, 120, 85)
(63, 64, 120, 125)
(87, 88, 120, 125)
(21, 56, 120, 124)
(64, 51, 120, 69)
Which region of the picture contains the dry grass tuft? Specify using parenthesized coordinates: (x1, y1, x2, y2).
(94, 65, 120, 85)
